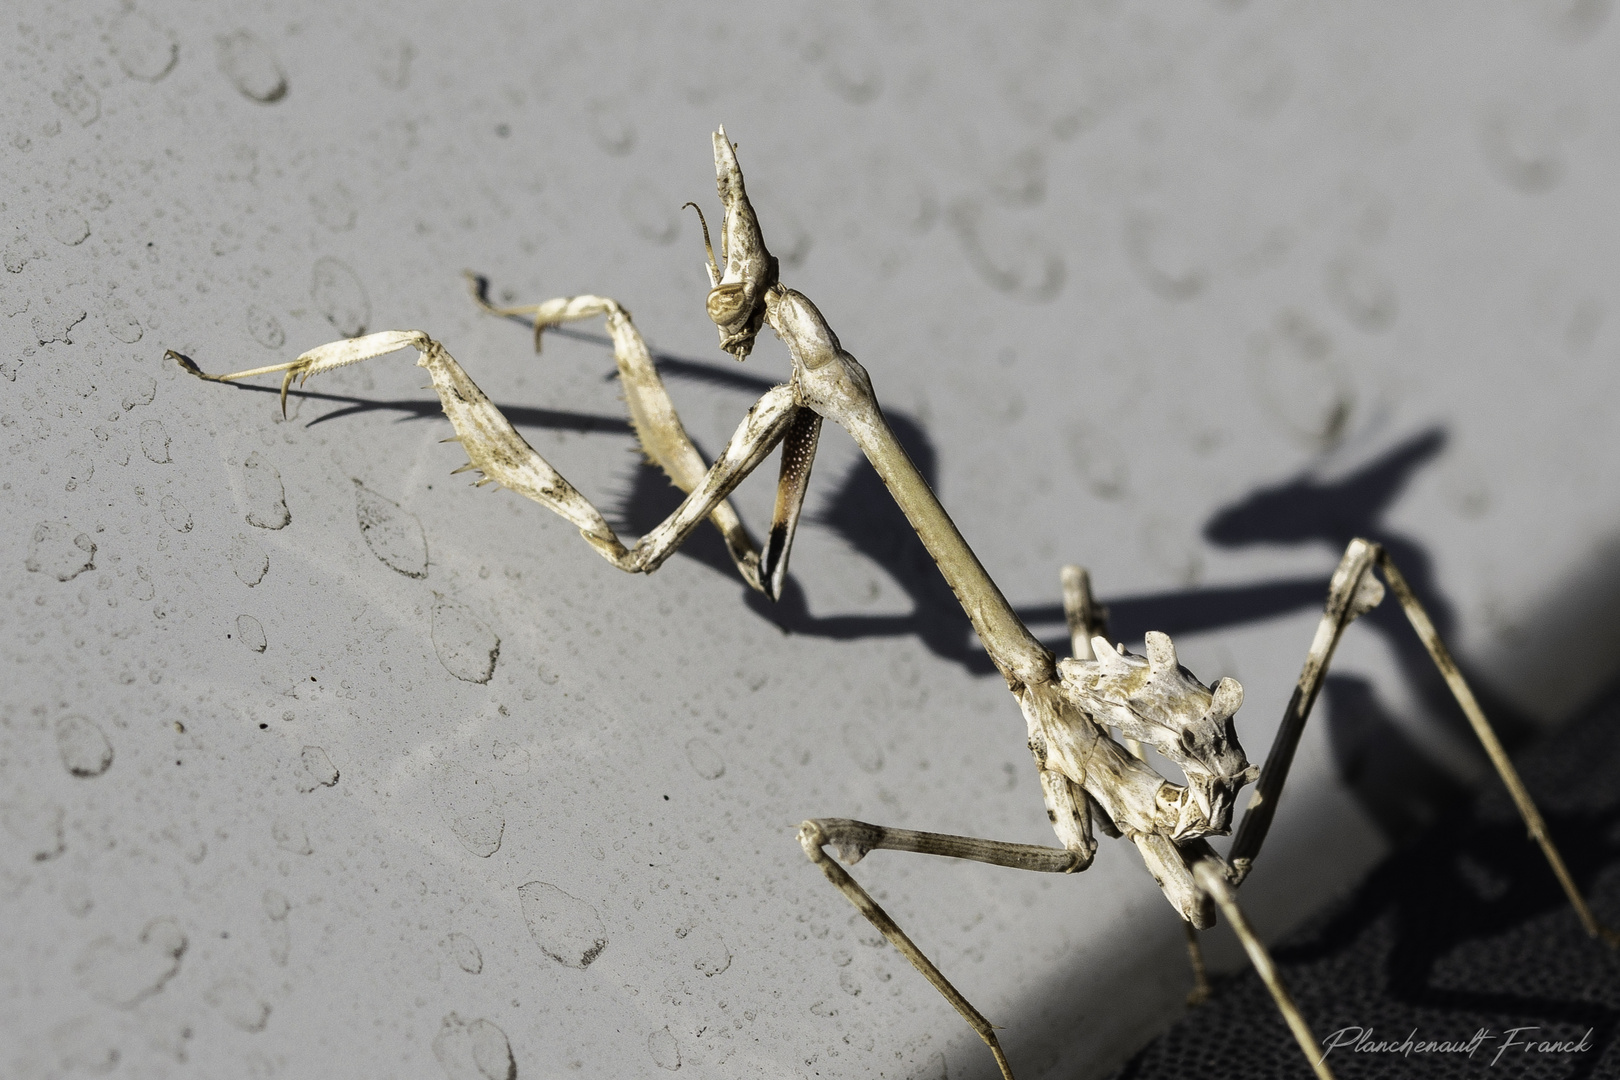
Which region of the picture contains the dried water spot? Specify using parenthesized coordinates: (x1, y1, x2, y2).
(517, 881, 607, 969)
(26, 521, 96, 581)
(236, 614, 267, 652)
(75, 918, 186, 1008)
(139, 419, 171, 463)
(841, 721, 884, 774)
(297, 746, 339, 792)
(52, 74, 101, 126)
(217, 31, 287, 104)
(46, 207, 90, 246)
(206, 977, 271, 1032)
(245, 306, 286, 349)
(160, 494, 193, 533)
(431, 596, 499, 683)
(271, 816, 312, 855)
(229, 534, 270, 586)
(647, 1027, 681, 1071)
(683, 738, 725, 780)
(430, 762, 505, 857)
(445, 932, 483, 974)
(947, 198, 1064, 303)
(432, 1013, 516, 1080)
(110, 9, 180, 82)
(355, 481, 428, 577)
(242, 452, 291, 529)
(311, 257, 370, 338)
(2, 802, 65, 861)
(56, 715, 114, 777)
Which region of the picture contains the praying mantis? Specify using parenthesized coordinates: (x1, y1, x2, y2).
(168, 128, 1616, 1080)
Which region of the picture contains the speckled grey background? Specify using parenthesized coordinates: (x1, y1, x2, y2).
(4, 4, 1620, 1079)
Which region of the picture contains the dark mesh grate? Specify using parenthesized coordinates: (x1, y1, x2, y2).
(1108, 680, 1620, 1080)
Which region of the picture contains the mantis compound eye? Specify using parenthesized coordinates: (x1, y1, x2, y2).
(706, 282, 749, 326)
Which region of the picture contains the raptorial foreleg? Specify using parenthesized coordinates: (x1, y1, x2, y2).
(169, 332, 798, 579)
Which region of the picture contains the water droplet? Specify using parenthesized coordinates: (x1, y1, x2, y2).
(431, 762, 504, 857)
(26, 521, 96, 580)
(310, 182, 357, 232)
(1218, 38, 1295, 118)
(1479, 100, 1581, 194)
(1124, 214, 1207, 302)
(688, 928, 731, 977)
(160, 494, 192, 533)
(683, 738, 725, 780)
(242, 452, 290, 529)
(430, 595, 499, 683)
(948, 198, 1065, 302)
(217, 31, 287, 104)
(56, 715, 113, 778)
(139, 419, 171, 463)
(245, 306, 285, 349)
(111, 9, 179, 82)
(206, 977, 270, 1032)
(620, 178, 680, 245)
(271, 816, 312, 855)
(432, 1014, 515, 1080)
(122, 376, 156, 410)
(74, 918, 186, 1008)
(46, 207, 90, 246)
(32, 298, 88, 344)
(1065, 426, 1129, 500)
(2, 802, 65, 861)
(586, 99, 635, 156)
(1324, 252, 1398, 332)
(985, 146, 1046, 208)
(4, 238, 35, 273)
(229, 534, 270, 586)
(647, 1026, 681, 1070)
(841, 721, 883, 774)
(104, 307, 143, 344)
(235, 614, 267, 652)
(51, 74, 100, 126)
(262, 889, 290, 921)
(1247, 311, 1355, 448)
(518, 881, 607, 969)
(310, 257, 370, 338)
(445, 932, 483, 974)
(373, 40, 414, 90)
(48, 1015, 119, 1075)
(296, 745, 339, 791)
(354, 481, 428, 577)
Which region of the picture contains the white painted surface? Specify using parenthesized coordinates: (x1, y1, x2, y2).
(4, 4, 1619, 1079)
